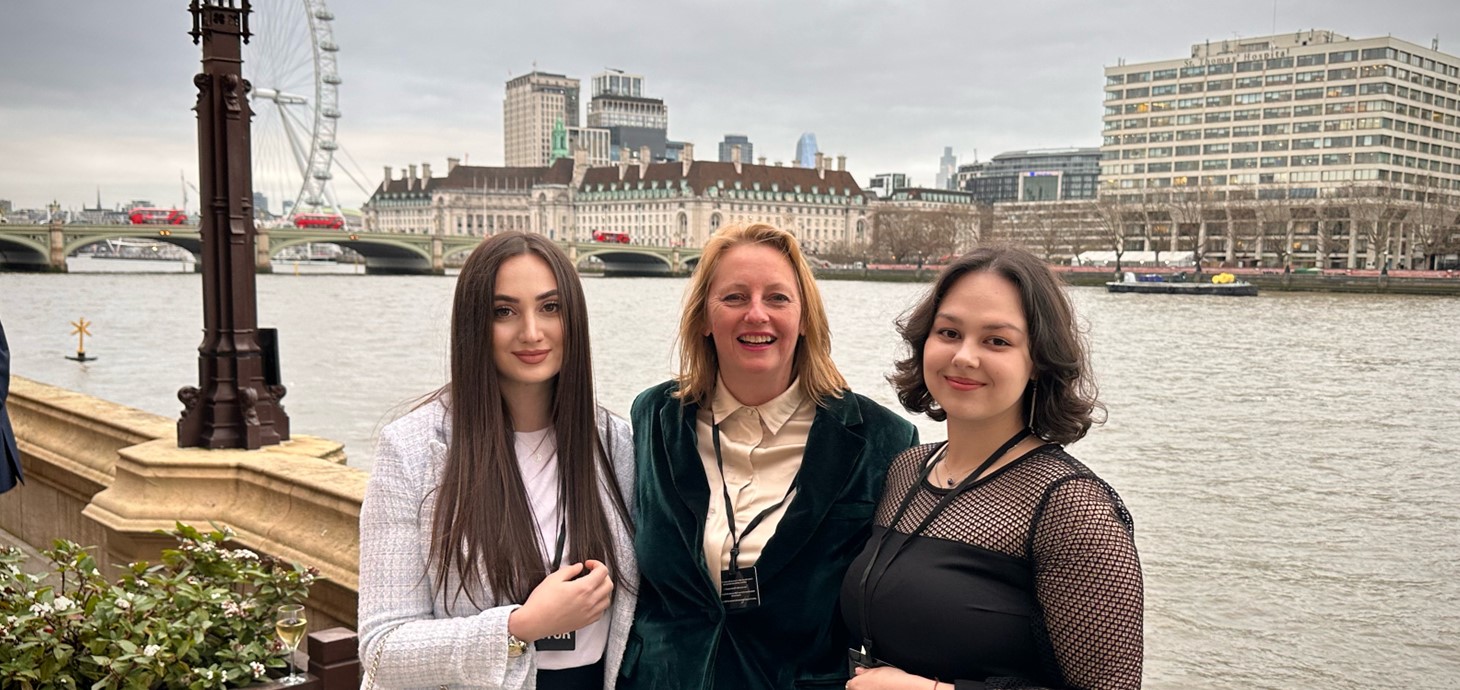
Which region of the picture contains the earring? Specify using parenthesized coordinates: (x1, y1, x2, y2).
(1026, 380, 1038, 432)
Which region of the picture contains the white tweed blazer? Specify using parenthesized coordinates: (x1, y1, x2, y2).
(358, 399, 638, 689)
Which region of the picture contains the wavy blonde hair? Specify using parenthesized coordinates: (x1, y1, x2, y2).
(674, 222, 847, 406)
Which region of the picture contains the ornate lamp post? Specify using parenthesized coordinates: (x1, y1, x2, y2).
(178, 0, 290, 449)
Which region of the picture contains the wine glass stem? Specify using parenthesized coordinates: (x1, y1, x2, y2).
(288, 654, 296, 679)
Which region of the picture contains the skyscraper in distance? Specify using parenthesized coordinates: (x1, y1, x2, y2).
(936, 147, 958, 190)
(504, 71, 581, 167)
(795, 132, 818, 168)
(719, 134, 754, 163)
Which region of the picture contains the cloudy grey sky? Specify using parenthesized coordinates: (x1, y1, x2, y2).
(2, 0, 1455, 212)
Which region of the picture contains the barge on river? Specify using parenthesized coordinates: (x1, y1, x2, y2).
(1105, 272, 1258, 296)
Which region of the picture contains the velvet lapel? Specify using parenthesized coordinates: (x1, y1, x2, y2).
(751, 392, 866, 585)
(657, 397, 715, 588)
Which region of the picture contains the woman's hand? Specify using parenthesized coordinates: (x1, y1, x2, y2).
(848, 665, 940, 690)
(506, 560, 614, 641)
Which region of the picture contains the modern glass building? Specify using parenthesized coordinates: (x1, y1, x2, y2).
(796, 132, 818, 168)
(957, 148, 1101, 203)
(719, 134, 754, 163)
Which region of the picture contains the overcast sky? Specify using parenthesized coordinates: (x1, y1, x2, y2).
(2, 0, 1455, 212)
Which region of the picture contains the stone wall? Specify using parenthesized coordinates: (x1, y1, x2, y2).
(0, 377, 366, 631)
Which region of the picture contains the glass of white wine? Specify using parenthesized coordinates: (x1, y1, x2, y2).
(275, 604, 308, 685)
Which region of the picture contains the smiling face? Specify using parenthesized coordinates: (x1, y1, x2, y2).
(704, 243, 803, 404)
(922, 270, 1035, 433)
(491, 253, 565, 400)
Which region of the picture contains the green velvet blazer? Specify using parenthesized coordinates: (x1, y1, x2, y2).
(618, 380, 918, 690)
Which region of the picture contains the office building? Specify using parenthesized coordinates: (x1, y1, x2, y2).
(587, 69, 670, 161)
(1101, 30, 1460, 268)
(720, 134, 755, 164)
(958, 148, 1101, 203)
(504, 71, 581, 167)
(936, 147, 958, 190)
(795, 133, 818, 168)
(866, 172, 911, 199)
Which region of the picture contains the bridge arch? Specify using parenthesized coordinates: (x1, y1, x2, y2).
(0, 233, 50, 270)
(64, 231, 202, 257)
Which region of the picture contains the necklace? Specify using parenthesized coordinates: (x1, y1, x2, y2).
(935, 432, 1031, 488)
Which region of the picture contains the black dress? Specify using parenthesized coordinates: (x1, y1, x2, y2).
(840, 443, 1143, 690)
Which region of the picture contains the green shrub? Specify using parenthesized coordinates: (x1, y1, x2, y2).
(0, 523, 318, 689)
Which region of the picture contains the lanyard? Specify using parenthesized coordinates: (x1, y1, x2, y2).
(712, 423, 799, 574)
(855, 428, 1032, 655)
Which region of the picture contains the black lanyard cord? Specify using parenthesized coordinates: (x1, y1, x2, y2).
(713, 423, 799, 574)
(856, 428, 1032, 654)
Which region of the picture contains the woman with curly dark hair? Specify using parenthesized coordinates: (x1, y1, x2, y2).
(840, 245, 1143, 690)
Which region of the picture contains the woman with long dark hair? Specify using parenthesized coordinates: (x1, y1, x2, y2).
(841, 245, 1143, 690)
(359, 232, 637, 690)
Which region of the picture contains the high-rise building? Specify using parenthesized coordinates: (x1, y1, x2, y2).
(587, 69, 669, 161)
(936, 147, 958, 190)
(958, 148, 1101, 203)
(719, 134, 754, 163)
(1101, 29, 1460, 268)
(795, 133, 818, 168)
(504, 71, 581, 167)
(252, 192, 270, 217)
(867, 172, 911, 198)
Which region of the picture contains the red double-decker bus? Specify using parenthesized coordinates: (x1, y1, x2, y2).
(292, 213, 346, 229)
(592, 231, 630, 244)
(128, 207, 188, 225)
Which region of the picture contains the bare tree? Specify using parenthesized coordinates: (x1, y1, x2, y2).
(871, 207, 961, 263)
(1166, 183, 1217, 271)
(1089, 195, 1130, 274)
(1407, 177, 1459, 270)
(1345, 183, 1401, 270)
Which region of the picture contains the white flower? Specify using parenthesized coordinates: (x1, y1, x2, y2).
(222, 548, 258, 561)
(199, 668, 215, 681)
(29, 602, 52, 616)
(249, 661, 266, 679)
(115, 598, 131, 610)
(52, 596, 75, 611)
(197, 541, 216, 553)
(143, 644, 162, 657)
(221, 600, 245, 619)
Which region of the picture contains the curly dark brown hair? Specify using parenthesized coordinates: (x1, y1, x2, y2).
(888, 245, 1104, 445)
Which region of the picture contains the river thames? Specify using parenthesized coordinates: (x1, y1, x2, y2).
(2, 265, 1458, 689)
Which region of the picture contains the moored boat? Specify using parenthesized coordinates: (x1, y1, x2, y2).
(1105, 272, 1258, 296)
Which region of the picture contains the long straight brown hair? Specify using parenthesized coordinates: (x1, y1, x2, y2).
(427, 232, 631, 608)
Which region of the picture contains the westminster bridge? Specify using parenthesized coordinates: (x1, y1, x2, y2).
(0, 223, 703, 276)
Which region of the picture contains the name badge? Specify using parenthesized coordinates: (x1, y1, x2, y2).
(535, 630, 576, 651)
(720, 566, 761, 611)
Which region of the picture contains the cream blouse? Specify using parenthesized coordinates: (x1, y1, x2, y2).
(696, 377, 814, 590)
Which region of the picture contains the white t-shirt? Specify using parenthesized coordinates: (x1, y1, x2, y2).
(514, 427, 609, 669)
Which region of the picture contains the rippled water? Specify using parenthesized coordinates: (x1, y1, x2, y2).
(2, 268, 1458, 688)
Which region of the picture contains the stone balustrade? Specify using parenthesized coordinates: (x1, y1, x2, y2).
(0, 376, 366, 632)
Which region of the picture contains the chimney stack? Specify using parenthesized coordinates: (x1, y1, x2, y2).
(836, 155, 846, 172)
(681, 143, 695, 176)
(384, 166, 393, 186)
(421, 162, 432, 181)
(639, 145, 652, 176)
(408, 164, 418, 190)
(758, 156, 767, 166)
(815, 152, 825, 171)
(447, 157, 460, 174)
(731, 145, 742, 175)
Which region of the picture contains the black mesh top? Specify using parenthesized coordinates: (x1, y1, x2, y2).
(840, 442, 1144, 690)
